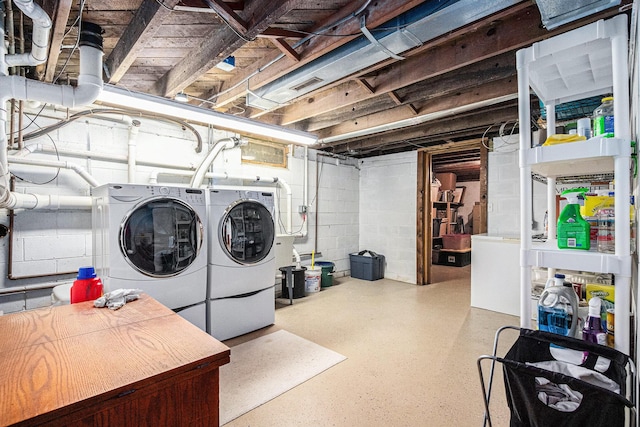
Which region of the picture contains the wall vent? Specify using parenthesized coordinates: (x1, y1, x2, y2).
(291, 77, 324, 92)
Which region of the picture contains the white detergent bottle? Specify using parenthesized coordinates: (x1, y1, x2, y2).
(538, 274, 579, 337)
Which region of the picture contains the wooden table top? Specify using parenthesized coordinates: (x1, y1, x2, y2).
(0, 294, 230, 426)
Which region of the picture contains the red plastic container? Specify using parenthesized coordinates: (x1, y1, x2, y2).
(70, 266, 103, 304)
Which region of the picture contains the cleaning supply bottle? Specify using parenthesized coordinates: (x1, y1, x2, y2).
(582, 296, 607, 346)
(593, 96, 614, 138)
(70, 266, 104, 303)
(557, 188, 590, 250)
(538, 274, 579, 337)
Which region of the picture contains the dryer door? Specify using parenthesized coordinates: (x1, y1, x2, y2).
(220, 199, 275, 265)
(121, 198, 204, 277)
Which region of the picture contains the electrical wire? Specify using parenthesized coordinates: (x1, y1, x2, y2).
(54, 0, 86, 84)
(11, 124, 61, 185)
(206, 0, 374, 104)
(154, 0, 174, 12)
(21, 108, 204, 153)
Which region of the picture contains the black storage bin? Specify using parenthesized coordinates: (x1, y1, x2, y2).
(437, 249, 470, 267)
(279, 266, 306, 298)
(350, 250, 385, 281)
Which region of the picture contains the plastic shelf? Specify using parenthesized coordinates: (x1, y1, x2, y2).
(525, 16, 626, 105)
(517, 14, 631, 355)
(526, 137, 631, 177)
(524, 244, 632, 276)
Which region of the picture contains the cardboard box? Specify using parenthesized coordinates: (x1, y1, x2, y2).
(435, 173, 457, 191)
(350, 250, 385, 281)
(472, 203, 486, 235)
(442, 234, 471, 250)
(439, 221, 448, 236)
(430, 183, 440, 201)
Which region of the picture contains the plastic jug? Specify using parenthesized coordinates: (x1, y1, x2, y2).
(70, 266, 104, 303)
(538, 278, 579, 338)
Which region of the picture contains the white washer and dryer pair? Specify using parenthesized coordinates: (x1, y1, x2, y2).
(92, 184, 208, 330)
(207, 188, 277, 341)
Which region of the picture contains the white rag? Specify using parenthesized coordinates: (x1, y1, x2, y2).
(94, 288, 143, 310)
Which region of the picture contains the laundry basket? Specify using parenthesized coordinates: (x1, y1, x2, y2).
(477, 326, 635, 427)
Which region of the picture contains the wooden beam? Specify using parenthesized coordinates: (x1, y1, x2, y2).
(203, 0, 248, 34)
(266, 50, 517, 127)
(406, 104, 419, 115)
(214, 0, 428, 107)
(270, 38, 300, 62)
(355, 77, 375, 94)
(316, 77, 517, 140)
(327, 104, 517, 154)
(176, 0, 244, 11)
(258, 28, 306, 39)
(41, 0, 73, 82)
(104, 0, 182, 84)
(388, 91, 402, 105)
(152, 0, 298, 97)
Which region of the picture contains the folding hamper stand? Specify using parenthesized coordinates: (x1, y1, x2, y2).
(477, 326, 635, 427)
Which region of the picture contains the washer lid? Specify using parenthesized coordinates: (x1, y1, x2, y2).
(120, 197, 203, 277)
(220, 199, 275, 265)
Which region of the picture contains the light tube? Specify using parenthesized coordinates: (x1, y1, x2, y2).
(96, 84, 318, 146)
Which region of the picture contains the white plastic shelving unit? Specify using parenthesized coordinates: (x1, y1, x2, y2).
(517, 14, 633, 355)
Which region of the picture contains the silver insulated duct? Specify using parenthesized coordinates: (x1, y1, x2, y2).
(246, 0, 521, 110)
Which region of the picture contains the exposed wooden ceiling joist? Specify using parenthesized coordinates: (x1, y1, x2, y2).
(213, 0, 428, 107)
(152, 0, 300, 97)
(104, 0, 183, 84)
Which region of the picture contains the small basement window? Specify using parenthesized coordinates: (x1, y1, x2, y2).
(241, 139, 288, 168)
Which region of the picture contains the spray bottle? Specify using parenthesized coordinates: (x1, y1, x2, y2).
(557, 188, 590, 250)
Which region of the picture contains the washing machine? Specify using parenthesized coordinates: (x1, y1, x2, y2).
(207, 188, 276, 340)
(92, 184, 208, 330)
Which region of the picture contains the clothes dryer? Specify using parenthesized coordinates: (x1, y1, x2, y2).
(92, 184, 207, 330)
(207, 189, 276, 340)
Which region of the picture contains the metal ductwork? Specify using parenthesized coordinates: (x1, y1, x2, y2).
(535, 0, 621, 30)
(246, 0, 521, 110)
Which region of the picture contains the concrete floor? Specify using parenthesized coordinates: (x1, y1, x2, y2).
(223, 265, 519, 426)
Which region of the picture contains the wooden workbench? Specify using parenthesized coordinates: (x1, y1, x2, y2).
(0, 294, 230, 426)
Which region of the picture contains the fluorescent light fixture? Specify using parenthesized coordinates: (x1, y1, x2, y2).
(96, 84, 318, 146)
(215, 56, 235, 72)
(174, 92, 189, 102)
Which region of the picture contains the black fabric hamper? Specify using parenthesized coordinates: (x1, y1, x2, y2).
(478, 327, 634, 427)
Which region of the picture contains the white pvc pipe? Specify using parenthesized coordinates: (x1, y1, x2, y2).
(2, 46, 103, 108)
(8, 156, 100, 187)
(0, 23, 103, 210)
(128, 120, 141, 183)
(292, 247, 301, 268)
(278, 178, 293, 234)
(301, 147, 309, 237)
(5, 0, 51, 67)
(5, 193, 92, 210)
(190, 137, 242, 187)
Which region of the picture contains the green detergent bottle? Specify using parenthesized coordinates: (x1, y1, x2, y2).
(557, 188, 590, 250)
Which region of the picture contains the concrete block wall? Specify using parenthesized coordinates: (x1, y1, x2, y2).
(359, 152, 417, 284)
(488, 134, 547, 237)
(0, 106, 359, 314)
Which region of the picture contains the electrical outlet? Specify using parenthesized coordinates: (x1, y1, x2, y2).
(298, 205, 307, 214)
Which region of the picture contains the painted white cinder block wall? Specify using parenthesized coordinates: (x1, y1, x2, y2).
(488, 134, 546, 237)
(359, 152, 417, 284)
(0, 107, 360, 314)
